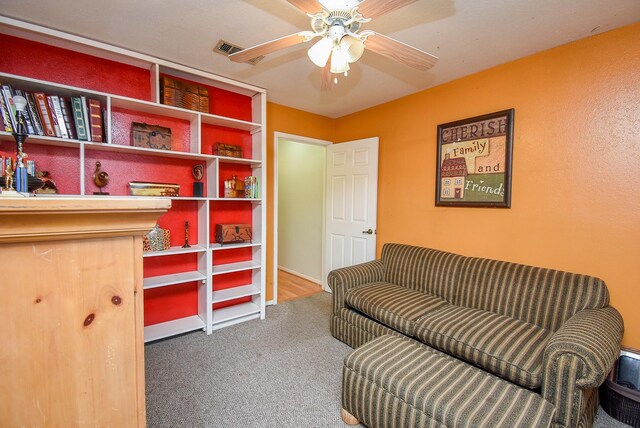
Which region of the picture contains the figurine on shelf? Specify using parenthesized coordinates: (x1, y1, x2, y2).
(93, 161, 110, 195)
(182, 221, 191, 248)
(3, 159, 14, 193)
(35, 171, 58, 194)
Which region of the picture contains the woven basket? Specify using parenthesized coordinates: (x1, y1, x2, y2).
(599, 379, 640, 427)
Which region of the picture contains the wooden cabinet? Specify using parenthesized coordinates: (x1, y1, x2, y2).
(0, 16, 267, 342)
(0, 197, 169, 427)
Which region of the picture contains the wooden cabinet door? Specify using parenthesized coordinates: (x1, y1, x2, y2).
(0, 236, 144, 427)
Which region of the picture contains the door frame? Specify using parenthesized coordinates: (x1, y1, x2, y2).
(272, 132, 332, 305)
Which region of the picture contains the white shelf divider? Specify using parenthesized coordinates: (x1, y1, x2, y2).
(144, 315, 206, 343)
(144, 271, 206, 290)
(212, 284, 260, 304)
(212, 261, 262, 275)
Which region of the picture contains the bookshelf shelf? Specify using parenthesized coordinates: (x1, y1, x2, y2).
(83, 141, 212, 160)
(212, 284, 261, 304)
(144, 270, 207, 290)
(0, 18, 267, 341)
(212, 261, 262, 276)
(211, 302, 261, 328)
(144, 315, 206, 343)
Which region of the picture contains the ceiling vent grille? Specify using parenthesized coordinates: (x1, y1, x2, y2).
(214, 39, 264, 65)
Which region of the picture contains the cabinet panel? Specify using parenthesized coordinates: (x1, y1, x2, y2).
(0, 238, 139, 426)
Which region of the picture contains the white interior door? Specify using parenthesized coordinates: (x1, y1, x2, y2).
(324, 137, 379, 289)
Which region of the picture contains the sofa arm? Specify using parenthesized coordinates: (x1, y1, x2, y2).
(543, 306, 624, 389)
(541, 306, 623, 427)
(327, 259, 384, 314)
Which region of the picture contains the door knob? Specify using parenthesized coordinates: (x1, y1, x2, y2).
(362, 229, 373, 235)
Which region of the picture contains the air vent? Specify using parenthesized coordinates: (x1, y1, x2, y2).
(214, 39, 264, 65)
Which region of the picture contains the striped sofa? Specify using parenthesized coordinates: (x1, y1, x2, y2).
(328, 243, 624, 428)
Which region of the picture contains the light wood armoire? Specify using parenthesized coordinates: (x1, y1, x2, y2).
(0, 197, 169, 427)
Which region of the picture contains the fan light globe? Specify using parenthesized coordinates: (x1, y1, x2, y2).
(308, 37, 333, 67)
(12, 95, 28, 112)
(330, 47, 350, 74)
(340, 35, 365, 63)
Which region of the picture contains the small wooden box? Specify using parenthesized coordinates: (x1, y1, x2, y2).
(215, 224, 252, 245)
(132, 123, 172, 150)
(160, 76, 209, 113)
(213, 143, 243, 158)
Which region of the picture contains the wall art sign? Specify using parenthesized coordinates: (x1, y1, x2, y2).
(436, 109, 514, 208)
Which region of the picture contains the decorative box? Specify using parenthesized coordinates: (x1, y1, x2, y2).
(143, 224, 171, 252)
(213, 143, 243, 158)
(129, 181, 180, 197)
(160, 76, 209, 113)
(215, 224, 252, 245)
(223, 175, 245, 198)
(132, 123, 172, 150)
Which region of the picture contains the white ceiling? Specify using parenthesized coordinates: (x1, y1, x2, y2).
(1, 0, 639, 118)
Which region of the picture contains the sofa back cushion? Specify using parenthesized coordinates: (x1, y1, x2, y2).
(452, 257, 609, 331)
(381, 243, 464, 301)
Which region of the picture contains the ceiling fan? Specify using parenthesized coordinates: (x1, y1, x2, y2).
(228, 0, 438, 88)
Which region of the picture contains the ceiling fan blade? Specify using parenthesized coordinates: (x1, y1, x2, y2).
(229, 33, 310, 63)
(320, 61, 334, 91)
(286, 0, 324, 14)
(364, 32, 438, 71)
(357, 0, 417, 19)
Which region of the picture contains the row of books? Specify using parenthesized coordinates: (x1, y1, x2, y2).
(0, 82, 104, 142)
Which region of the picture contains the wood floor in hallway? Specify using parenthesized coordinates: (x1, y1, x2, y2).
(277, 269, 323, 302)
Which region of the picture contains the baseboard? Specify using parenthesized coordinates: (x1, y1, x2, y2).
(266, 299, 275, 306)
(278, 266, 322, 285)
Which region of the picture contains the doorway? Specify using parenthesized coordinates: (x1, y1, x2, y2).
(274, 133, 331, 304)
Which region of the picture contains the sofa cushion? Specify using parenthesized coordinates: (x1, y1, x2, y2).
(381, 244, 465, 301)
(415, 305, 553, 388)
(345, 282, 448, 336)
(452, 256, 609, 331)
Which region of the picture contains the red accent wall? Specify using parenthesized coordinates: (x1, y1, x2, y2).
(0, 34, 151, 100)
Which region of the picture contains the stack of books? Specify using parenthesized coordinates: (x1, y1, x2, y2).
(0, 81, 104, 143)
(244, 176, 259, 199)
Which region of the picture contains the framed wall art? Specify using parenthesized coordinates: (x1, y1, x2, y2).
(435, 109, 514, 208)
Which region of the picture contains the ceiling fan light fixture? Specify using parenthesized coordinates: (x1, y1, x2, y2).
(330, 47, 350, 74)
(308, 36, 333, 67)
(340, 35, 365, 63)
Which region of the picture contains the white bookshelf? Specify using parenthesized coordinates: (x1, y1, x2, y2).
(0, 17, 268, 343)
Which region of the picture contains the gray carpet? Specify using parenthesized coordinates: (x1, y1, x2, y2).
(145, 292, 630, 427)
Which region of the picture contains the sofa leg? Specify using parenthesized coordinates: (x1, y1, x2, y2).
(341, 408, 359, 425)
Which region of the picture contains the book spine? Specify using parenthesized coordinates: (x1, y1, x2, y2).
(1, 84, 18, 131)
(46, 95, 62, 137)
(59, 97, 77, 140)
(15, 90, 36, 135)
(80, 96, 91, 141)
(0, 90, 13, 132)
(34, 92, 56, 137)
(25, 92, 45, 136)
(88, 99, 103, 142)
(50, 95, 68, 138)
(71, 96, 88, 141)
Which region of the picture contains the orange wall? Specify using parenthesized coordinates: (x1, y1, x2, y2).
(332, 24, 640, 348)
(266, 103, 334, 301)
